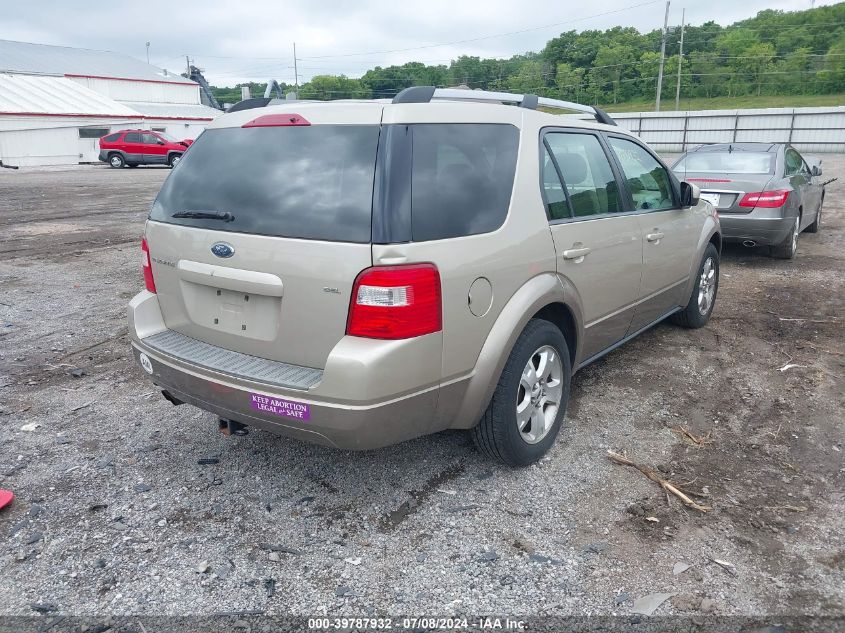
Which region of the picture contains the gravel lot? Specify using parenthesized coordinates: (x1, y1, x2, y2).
(0, 159, 843, 623)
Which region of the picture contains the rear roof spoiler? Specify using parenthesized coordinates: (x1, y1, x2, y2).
(392, 86, 616, 126)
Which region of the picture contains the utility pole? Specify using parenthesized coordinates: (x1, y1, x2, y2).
(675, 8, 685, 111)
(655, 0, 670, 112)
(185, 55, 191, 80)
(293, 42, 299, 94)
(146, 42, 150, 65)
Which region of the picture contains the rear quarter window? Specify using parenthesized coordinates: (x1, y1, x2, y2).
(409, 124, 519, 241)
(103, 133, 121, 142)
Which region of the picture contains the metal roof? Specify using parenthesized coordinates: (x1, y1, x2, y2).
(0, 39, 194, 84)
(0, 73, 139, 117)
(0, 74, 220, 121)
(121, 101, 221, 120)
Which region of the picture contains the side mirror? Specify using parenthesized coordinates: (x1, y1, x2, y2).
(157, 139, 165, 145)
(681, 181, 700, 208)
(812, 165, 822, 177)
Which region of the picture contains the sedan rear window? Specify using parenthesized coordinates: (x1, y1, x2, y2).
(674, 151, 774, 175)
(150, 125, 380, 243)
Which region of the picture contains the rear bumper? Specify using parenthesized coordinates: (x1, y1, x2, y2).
(98, 150, 108, 163)
(128, 291, 448, 450)
(718, 211, 794, 246)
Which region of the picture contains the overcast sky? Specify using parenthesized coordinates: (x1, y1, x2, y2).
(2, 0, 837, 86)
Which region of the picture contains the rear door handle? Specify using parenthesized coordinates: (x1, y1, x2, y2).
(562, 247, 591, 260)
(646, 232, 665, 243)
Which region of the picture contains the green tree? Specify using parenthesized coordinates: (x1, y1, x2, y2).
(555, 63, 585, 101)
(505, 60, 546, 95)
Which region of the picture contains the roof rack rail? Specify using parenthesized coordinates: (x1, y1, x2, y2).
(391, 86, 616, 126)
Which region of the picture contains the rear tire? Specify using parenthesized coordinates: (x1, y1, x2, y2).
(108, 153, 125, 169)
(771, 215, 800, 259)
(671, 243, 719, 329)
(805, 199, 822, 234)
(471, 319, 571, 467)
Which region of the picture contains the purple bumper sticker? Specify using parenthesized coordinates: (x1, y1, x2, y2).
(249, 392, 310, 420)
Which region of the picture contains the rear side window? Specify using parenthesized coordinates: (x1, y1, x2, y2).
(608, 137, 676, 211)
(542, 146, 570, 220)
(545, 132, 623, 217)
(409, 124, 519, 241)
(103, 133, 120, 142)
(785, 148, 803, 176)
(124, 132, 141, 143)
(150, 125, 380, 243)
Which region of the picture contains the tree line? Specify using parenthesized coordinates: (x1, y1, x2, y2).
(211, 3, 845, 108)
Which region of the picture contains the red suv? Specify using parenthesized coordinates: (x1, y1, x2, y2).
(99, 130, 193, 168)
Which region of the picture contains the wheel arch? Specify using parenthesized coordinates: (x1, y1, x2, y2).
(532, 302, 578, 370)
(708, 231, 722, 254)
(449, 273, 583, 429)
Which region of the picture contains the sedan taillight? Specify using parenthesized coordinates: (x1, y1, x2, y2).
(346, 264, 441, 339)
(738, 190, 790, 208)
(141, 238, 157, 293)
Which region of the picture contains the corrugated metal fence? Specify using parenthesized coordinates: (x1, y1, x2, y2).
(610, 106, 845, 153)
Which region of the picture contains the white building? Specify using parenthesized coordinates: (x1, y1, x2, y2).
(0, 39, 222, 166)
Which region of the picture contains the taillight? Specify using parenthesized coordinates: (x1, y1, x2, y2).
(141, 238, 157, 293)
(739, 190, 790, 208)
(346, 264, 441, 339)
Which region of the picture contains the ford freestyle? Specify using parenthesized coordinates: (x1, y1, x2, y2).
(128, 87, 721, 466)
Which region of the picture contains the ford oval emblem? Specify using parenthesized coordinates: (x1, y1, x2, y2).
(211, 242, 235, 258)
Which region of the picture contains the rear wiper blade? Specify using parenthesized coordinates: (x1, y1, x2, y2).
(171, 210, 235, 222)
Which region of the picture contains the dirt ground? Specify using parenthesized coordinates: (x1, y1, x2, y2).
(0, 159, 843, 623)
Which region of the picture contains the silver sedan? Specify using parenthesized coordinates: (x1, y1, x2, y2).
(672, 142, 825, 259)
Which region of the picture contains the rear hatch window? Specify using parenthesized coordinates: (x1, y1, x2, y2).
(150, 125, 380, 243)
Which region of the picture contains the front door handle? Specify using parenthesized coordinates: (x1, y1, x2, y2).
(646, 231, 665, 243)
(562, 247, 591, 261)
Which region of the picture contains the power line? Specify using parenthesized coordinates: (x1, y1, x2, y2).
(297, 1, 663, 59)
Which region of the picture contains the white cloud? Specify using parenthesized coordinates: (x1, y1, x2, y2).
(1, 0, 839, 86)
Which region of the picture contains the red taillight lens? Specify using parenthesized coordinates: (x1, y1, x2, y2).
(346, 264, 442, 340)
(141, 238, 157, 293)
(739, 190, 790, 208)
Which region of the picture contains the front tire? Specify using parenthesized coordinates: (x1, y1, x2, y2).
(108, 153, 125, 169)
(168, 153, 182, 168)
(471, 319, 571, 467)
(671, 243, 719, 329)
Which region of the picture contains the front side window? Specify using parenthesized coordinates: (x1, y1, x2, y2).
(409, 124, 518, 241)
(545, 132, 622, 218)
(608, 137, 676, 211)
(142, 133, 159, 144)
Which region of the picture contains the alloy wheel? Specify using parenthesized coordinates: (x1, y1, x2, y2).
(516, 345, 563, 444)
(698, 257, 716, 316)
